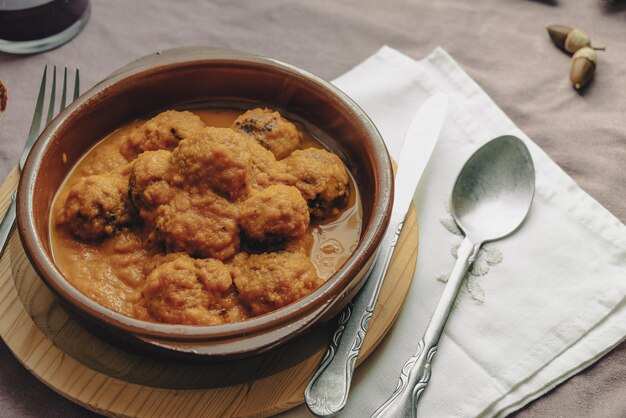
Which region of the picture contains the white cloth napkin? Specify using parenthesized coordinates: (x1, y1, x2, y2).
(283, 46, 626, 417)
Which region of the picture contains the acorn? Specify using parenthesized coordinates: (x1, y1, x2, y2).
(570, 47, 596, 90)
(546, 25, 605, 54)
(547, 25, 572, 51)
(0, 79, 6, 114)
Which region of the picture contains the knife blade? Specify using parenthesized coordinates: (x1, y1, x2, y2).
(304, 93, 449, 417)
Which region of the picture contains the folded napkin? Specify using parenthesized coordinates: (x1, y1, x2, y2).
(284, 46, 626, 417)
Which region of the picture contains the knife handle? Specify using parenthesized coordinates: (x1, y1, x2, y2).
(305, 218, 404, 417)
(0, 191, 17, 257)
(371, 237, 479, 418)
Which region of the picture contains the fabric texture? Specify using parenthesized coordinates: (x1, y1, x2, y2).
(282, 45, 626, 417)
(0, 1, 625, 417)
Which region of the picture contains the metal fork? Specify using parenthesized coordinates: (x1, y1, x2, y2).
(0, 66, 80, 256)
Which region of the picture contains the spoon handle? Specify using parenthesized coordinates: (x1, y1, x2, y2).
(371, 237, 480, 418)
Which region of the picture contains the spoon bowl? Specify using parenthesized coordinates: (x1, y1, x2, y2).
(452, 135, 535, 244)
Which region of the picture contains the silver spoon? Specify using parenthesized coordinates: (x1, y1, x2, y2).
(371, 135, 535, 418)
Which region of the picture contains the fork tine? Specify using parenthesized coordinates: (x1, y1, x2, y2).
(60, 67, 68, 110)
(45, 66, 57, 126)
(73, 69, 80, 100)
(25, 67, 47, 147)
(19, 66, 48, 170)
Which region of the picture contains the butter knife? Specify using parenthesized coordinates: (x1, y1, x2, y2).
(305, 93, 449, 416)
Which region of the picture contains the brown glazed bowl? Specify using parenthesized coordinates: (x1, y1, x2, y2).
(16, 46, 393, 361)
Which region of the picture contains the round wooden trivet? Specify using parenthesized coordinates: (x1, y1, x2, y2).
(0, 167, 418, 417)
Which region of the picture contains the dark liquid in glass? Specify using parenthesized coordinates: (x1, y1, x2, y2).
(0, 0, 89, 42)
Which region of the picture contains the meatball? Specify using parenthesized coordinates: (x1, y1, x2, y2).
(282, 148, 349, 218)
(232, 108, 302, 160)
(121, 110, 206, 159)
(239, 185, 309, 243)
(143, 253, 236, 325)
(60, 174, 130, 240)
(154, 190, 240, 260)
(231, 251, 324, 315)
(172, 127, 251, 201)
(245, 138, 297, 191)
(129, 150, 178, 222)
(283, 231, 314, 254)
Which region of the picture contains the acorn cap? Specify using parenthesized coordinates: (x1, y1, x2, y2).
(565, 28, 592, 54)
(570, 47, 597, 90)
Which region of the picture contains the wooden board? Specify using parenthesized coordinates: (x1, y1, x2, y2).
(0, 166, 418, 417)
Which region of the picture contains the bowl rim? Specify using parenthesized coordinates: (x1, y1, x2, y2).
(16, 46, 394, 343)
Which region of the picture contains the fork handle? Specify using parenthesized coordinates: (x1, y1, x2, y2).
(371, 237, 480, 418)
(0, 191, 17, 257)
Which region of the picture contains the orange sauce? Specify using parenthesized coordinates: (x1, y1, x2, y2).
(50, 107, 362, 321)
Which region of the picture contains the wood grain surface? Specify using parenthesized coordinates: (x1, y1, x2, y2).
(0, 167, 418, 418)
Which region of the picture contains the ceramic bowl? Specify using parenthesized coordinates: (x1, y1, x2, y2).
(16, 47, 393, 360)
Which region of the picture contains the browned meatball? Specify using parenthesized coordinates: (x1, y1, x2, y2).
(154, 190, 240, 260)
(283, 148, 349, 218)
(129, 150, 178, 223)
(283, 231, 314, 254)
(231, 251, 324, 315)
(172, 127, 252, 201)
(121, 110, 206, 159)
(60, 174, 130, 240)
(143, 253, 238, 325)
(239, 185, 309, 243)
(245, 138, 297, 191)
(232, 108, 302, 160)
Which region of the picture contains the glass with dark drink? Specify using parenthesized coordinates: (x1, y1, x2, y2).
(0, 0, 90, 54)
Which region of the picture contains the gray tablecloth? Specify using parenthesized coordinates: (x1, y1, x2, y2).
(1, 1, 625, 416)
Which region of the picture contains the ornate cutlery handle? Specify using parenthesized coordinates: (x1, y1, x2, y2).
(305, 219, 404, 417)
(0, 191, 17, 257)
(371, 237, 480, 418)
